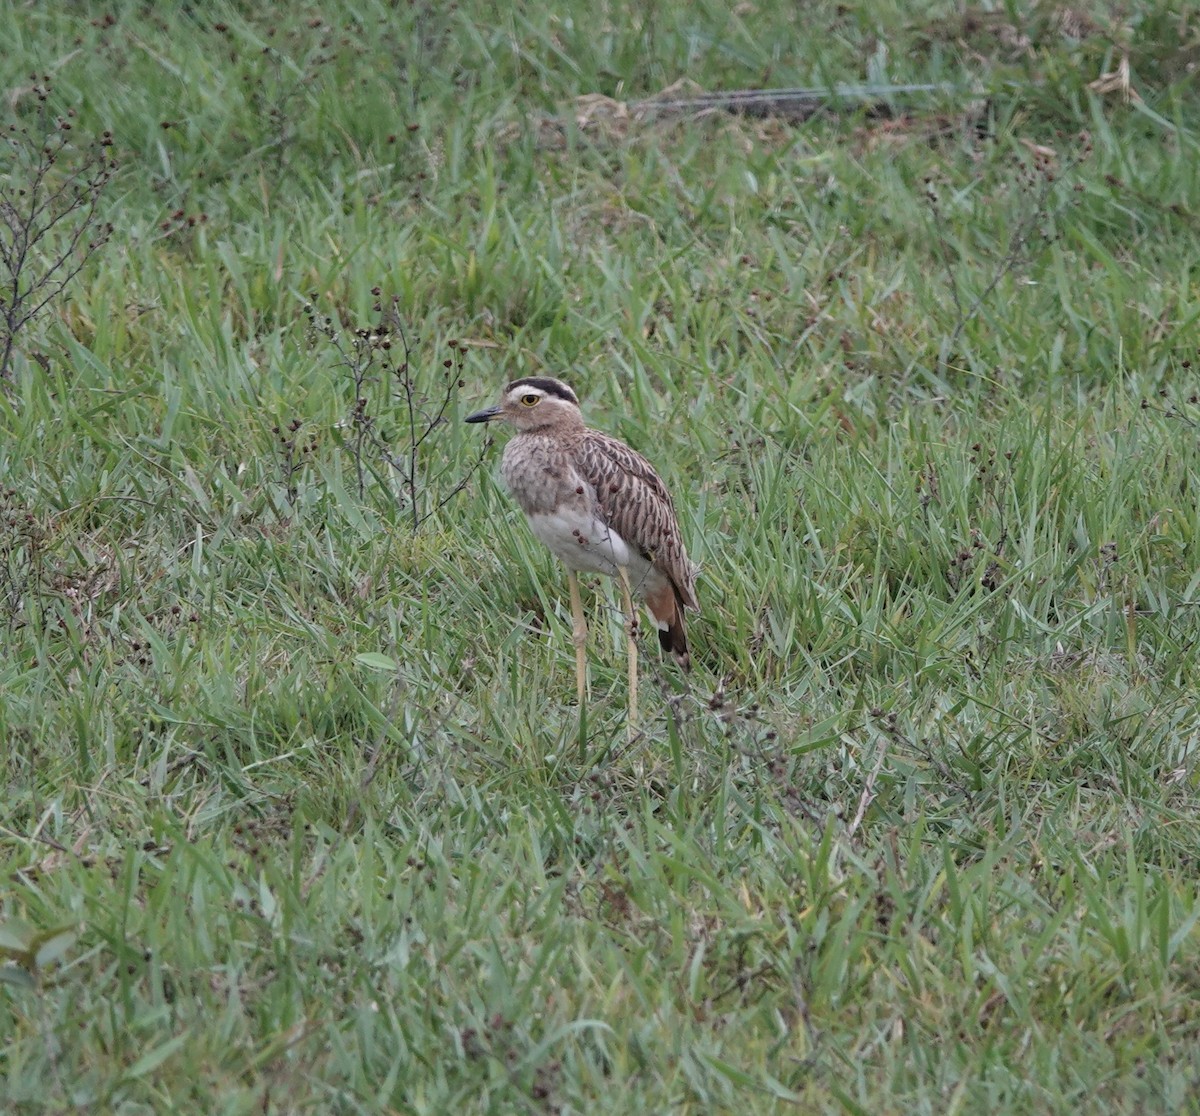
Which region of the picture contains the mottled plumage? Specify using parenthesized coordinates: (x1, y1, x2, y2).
(466, 377, 697, 718)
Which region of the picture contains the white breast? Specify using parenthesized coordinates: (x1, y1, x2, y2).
(527, 507, 634, 575)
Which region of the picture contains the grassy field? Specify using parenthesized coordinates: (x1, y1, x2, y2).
(3, 0, 1200, 1111)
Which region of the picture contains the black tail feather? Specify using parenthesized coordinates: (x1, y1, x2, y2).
(658, 619, 691, 671)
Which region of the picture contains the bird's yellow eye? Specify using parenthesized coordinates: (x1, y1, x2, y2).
(521, 394, 540, 407)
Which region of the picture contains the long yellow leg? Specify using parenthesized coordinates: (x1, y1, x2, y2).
(617, 567, 639, 728)
(567, 570, 587, 704)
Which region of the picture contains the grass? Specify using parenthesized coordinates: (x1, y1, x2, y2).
(3, 0, 1200, 1111)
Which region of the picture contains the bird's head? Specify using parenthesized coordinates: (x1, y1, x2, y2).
(465, 377, 583, 433)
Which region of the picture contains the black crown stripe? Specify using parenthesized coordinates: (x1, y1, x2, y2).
(505, 377, 579, 405)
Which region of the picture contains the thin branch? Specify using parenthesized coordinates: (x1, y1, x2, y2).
(935, 138, 1091, 370)
(305, 297, 479, 532)
(0, 90, 116, 383)
(846, 742, 889, 840)
(632, 82, 962, 123)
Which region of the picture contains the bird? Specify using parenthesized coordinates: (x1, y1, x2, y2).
(465, 376, 697, 724)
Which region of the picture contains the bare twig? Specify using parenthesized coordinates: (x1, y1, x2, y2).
(633, 82, 958, 124)
(924, 179, 966, 330)
(394, 314, 421, 534)
(929, 134, 1093, 371)
(303, 294, 487, 530)
(0, 82, 116, 382)
(846, 742, 889, 840)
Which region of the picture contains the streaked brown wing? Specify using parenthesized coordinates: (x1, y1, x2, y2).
(579, 430, 697, 610)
